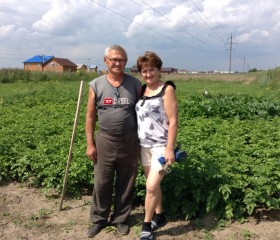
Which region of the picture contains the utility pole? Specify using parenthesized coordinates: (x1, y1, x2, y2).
(42, 54, 45, 72)
(88, 58, 90, 72)
(243, 56, 246, 73)
(225, 33, 238, 73)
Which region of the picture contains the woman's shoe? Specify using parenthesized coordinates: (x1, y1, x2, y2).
(140, 230, 154, 240)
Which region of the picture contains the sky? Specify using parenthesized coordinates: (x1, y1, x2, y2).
(1, 0, 280, 72)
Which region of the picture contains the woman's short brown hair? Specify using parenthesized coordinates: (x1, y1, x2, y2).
(137, 51, 163, 72)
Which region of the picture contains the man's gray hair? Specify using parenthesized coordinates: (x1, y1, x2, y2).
(104, 45, 127, 60)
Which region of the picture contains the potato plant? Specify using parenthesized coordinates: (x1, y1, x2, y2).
(0, 77, 279, 221)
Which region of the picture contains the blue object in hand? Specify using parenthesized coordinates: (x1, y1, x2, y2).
(158, 145, 187, 165)
(158, 156, 166, 165)
(158, 145, 187, 175)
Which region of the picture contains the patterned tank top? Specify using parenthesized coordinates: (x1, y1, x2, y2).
(135, 81, 176, 147)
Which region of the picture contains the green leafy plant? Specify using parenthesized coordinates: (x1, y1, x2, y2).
(1, 77, 279, 222)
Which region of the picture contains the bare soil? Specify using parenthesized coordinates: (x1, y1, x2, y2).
(1, 182, 279, 240)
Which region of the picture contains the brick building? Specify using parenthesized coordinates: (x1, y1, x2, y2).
(23, 55, 77, 72)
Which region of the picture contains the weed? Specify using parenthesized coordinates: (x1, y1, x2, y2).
(203, 231, 213, 240)
(241, 229, 252, 240)
(216, 219, 229, 230)
(64, 219, 77, 230)
(30, 208, 52, 221)
(133, 225, 142, 237)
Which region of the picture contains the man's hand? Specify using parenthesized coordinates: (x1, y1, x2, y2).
(86, 144, 97, 164)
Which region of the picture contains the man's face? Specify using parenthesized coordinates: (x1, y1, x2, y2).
(104, 50, 127, 74)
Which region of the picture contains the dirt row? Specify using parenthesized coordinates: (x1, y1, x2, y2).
(1, 182, 279, 240)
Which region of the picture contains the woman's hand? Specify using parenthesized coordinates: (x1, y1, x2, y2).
(164, 149, 175, 166)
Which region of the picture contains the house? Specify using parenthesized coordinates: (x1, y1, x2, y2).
(161, 67, 178, 74)
(178, 69, 189, 74)
(130, 65, 178, 74)
(88, 64, 98, 72)
(77, 64, 88, 72)
(130, 65, 138, 73)
(43, 58, 77, 72)
(23, 55, 54, 72)
(23, 55, 77, 72)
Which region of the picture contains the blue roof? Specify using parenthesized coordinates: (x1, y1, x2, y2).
(23, 55, 54, 63)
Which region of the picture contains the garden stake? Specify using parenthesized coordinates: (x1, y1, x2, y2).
(60, 80, 84, 210)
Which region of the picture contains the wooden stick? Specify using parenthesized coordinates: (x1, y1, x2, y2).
(59, 80, 84, 210)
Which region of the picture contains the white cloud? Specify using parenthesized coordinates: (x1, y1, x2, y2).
(274, 22, 280, 31)
(0, 25, 14, 38)
(32, 0, 89, 36)
(236, 29, 270, 43)
(0, 0, 280, 71)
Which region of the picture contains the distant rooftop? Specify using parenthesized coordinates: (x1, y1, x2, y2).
(23, 55, 54, 63)
(52, 58, 77, 67)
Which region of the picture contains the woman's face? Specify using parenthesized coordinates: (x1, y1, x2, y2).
(140, 65, 161, 85)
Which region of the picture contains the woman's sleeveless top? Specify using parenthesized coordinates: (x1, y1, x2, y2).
(135, 81, 175, 147)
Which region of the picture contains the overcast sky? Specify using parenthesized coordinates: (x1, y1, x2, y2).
(1, 0, 280, 72)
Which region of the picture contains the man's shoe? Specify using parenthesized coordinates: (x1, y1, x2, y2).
(117, 222, 129, 235)
(87, 223, 106, 238)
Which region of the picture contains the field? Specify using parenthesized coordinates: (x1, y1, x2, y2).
(0, 71, 280, 239)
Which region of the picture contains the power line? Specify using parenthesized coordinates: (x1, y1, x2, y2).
(0, 52, 26, 56)
(183, 0, 226, 42)
(136, 0, 214, 48)
(160, 0, 226, 46)
(89, 0, 219, 53)
(0, 55, 25, 59)
(0, 52, 28, 59)
(159, 0, 226, 52)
